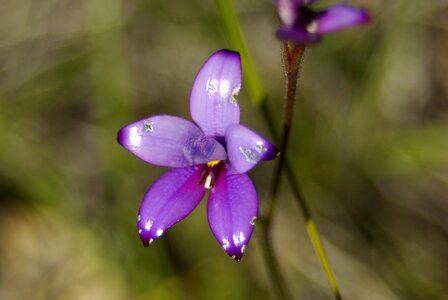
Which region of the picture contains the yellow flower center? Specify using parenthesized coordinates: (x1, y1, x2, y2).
(207, 160, 221, 168)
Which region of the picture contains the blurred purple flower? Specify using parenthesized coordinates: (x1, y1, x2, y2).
(275, 0, 371, 44)
(117, 50, 278, 261)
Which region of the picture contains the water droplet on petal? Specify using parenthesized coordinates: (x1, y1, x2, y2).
(156, 228, 164, 237)
(145, 220, 153, 231)
(232, 232, 246, 246)
(144, 121, 154, 132)
(207, 78, 218, 94)
(222, 238, 230, 250)
(240, 147, 257, 163)
(241, 245, 246, 254)
(254, 144, 267, 154)
(230, 86, 240, 105)
(250, 217, 257, 226)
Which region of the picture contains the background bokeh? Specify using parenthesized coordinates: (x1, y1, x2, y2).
(1, 0, 447, 299)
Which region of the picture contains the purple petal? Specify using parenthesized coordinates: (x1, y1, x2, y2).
(274, 0, 300, 26)
(190, 50, 242, 137)
(226, 124, 279, 174)
(276, 25, 321, 44)
(313, 3, 370, 34)
(138, 166, 205, 246)
(207, 169, 258, 261)
(117, 115, 226, 167)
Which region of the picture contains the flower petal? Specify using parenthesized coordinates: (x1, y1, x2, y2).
(226, 124, 279, 174)
(190, 49, 242, 137)
(138, 166, 205, 246)
(276, 25, 321, 44)
(207, 169, 258, 261)
(117, 115, 226, 167)
(274, 0, 300, 26)
(313, 3, 370, 34)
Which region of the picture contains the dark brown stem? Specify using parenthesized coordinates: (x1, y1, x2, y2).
(264, 42, 305, 230)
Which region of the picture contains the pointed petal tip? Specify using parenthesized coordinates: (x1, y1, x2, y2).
(116, 126, 127, 147)
(139, 230, 157, 247)
(315, 4, 372, 34)
(264, 145, 280, 161)
(138, 218, 160, 246)
(226, 245, 246, 262)
(138, 222, 164, 246)
(210, 49, 241, 63)
(360, 9, 372, 24)
(232, 255, 243, 262)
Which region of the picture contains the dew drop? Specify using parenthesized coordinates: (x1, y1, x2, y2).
(207, 78, 218, 94)
(240, 147, 258, 163)
(149, 238, 154, 245)
(144, 121, 154, 132)
(250, 217, 257, 226)
(230, 86, 240, 105)
(254, 144, 267, 154)
(222, 238, 230, 250)
(241, 245, 246, 254)
(156, 228, 164, 237)
(145, 220, 153, 231)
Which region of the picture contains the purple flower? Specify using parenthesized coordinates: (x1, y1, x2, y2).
(117, 50, 278, 261)
(275, 0, 371, 44)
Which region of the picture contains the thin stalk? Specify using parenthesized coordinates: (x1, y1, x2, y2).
(264, 42, 304, 229)
(215, 1, 343, 299)
(266, 42, 342, 300)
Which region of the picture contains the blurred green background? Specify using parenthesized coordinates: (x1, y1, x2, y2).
(1, 0, 447, 299)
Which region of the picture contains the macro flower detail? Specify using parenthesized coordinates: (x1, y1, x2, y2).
(117, 49, 278, 261)
(274, 0, 371, 44)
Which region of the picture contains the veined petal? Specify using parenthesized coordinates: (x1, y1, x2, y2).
(313, 3, 370, 34)
(207, 169, 258, 261)
(138, 166, 205, 246)
(190, 50, 241, 137)
(276, 25, 321, 44)
(117, 115, 226, 167)
(226, 124, 279, 174)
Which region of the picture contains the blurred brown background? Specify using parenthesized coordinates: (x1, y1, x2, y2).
(1, 0, 447, 299)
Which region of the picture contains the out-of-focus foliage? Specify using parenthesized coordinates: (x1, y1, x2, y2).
(0, 0, 447, 299)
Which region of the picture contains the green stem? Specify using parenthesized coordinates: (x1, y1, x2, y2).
(215, 0, 264, 104)
(215, 1, 342, 299)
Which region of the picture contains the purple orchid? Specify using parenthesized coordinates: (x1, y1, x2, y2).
(117, 49, 278, 261)
(275, 0, 371, 44)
